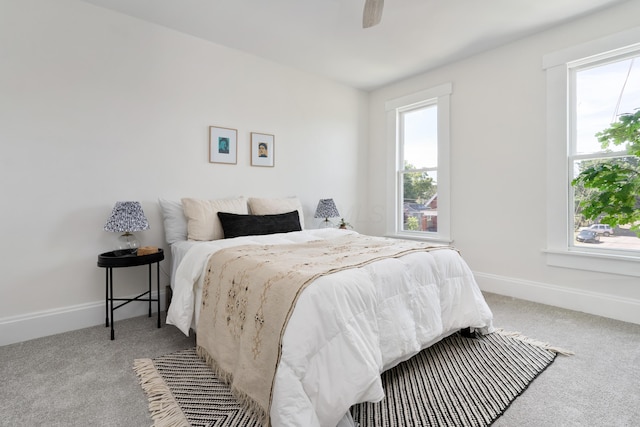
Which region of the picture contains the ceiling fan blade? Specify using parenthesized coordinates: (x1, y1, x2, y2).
(363, 0, 384, 28)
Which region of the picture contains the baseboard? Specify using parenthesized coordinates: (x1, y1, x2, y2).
(0, 290, 166, 346)
(4, 274, 638, 346)
(474, 271, 640, 325)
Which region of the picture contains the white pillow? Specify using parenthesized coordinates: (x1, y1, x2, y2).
(158, 198, 188, 244)
(247, 197, 305, 229)
(181, 197, 248, 241)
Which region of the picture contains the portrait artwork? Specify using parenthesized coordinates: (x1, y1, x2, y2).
(251, 132, 275, 167)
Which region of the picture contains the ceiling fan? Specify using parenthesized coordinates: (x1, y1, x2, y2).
(363, 0, 384, 28)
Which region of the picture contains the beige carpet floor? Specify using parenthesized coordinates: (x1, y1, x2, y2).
(1, 292, 639, 426)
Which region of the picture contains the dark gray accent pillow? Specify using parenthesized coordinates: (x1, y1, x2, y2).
(217, 211, 302, 239)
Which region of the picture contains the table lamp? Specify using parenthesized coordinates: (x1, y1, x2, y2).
(314, 198, 340, 228)
(103, 201, 150, 254)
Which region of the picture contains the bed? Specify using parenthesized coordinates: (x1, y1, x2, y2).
(159, 197, 494, 427)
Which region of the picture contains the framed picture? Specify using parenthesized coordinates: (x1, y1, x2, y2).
(209, 126, 238, 164)
(251, 132, 275, 167)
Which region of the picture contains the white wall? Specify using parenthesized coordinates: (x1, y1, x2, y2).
(0, 0, 369, 344)
(366, 1, 640, 324)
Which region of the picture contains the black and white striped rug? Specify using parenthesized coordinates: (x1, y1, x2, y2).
(134, 331, 565, 427)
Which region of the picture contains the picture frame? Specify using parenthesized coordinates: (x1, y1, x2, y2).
(209, 126, 238, 164)
(251, 132, 275, 167)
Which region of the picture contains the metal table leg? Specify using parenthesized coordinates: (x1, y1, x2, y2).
(105, 268, 109, 327)
(109, 268, 115, 340)
(156, 261, 161, 328)
(147, 264, 152, 318)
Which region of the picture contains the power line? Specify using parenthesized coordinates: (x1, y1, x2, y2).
(611, 57, 635, 123)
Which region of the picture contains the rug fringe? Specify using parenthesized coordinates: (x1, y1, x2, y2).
(133, 358, 189, 427)
(195, 346, 270, 426)
(494, 329, 575, 356)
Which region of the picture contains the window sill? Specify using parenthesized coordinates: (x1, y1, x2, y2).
(544, 248, 640, 277)
(385, 232, 453, 245)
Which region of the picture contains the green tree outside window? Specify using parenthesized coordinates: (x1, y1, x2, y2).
(572, 109, 640, 235)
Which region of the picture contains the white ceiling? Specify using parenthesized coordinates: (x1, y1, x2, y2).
(80, 0, 629, 91)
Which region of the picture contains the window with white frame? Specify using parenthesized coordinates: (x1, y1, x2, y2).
(544, 27, 640, 277)
(385, 83, 451, 242)
(571, 53, 640, 251)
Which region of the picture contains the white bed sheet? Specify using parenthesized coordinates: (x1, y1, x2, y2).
(166, 229, 494, 427)
(169, 240, 199, 289)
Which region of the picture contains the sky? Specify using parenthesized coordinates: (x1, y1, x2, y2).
(576, 55, 640, 154)
(402, 104, 437, 171)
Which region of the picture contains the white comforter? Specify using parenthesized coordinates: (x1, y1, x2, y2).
(167, 229, 493, 427)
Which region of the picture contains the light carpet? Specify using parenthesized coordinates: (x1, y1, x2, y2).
(134, 331, 569, 427)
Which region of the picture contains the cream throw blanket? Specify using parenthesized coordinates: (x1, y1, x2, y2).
(196, 233, 451, 426)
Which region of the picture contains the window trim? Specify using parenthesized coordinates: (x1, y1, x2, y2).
(385, 83, 452, 242)
(543, 27, 640, 277)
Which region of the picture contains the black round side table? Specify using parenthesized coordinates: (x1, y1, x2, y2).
(97, 249, 164, 340)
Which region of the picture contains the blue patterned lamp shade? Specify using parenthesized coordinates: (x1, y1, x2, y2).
(104, 201, 149, 253)
(314, 199, 340, 228)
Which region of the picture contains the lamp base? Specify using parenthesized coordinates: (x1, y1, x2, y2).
(116, 232, 139, 254)
(319, 219, 333, 228)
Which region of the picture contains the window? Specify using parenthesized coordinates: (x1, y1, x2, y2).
(544, 27, 640, 277)
(571, 55, 640, 252)
(385, 83, 451, 242)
